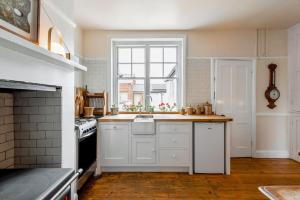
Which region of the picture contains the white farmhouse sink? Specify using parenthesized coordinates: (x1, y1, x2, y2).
(132, 115, 155, 135)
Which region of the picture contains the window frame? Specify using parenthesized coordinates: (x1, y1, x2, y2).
(112, 40, 183, 111)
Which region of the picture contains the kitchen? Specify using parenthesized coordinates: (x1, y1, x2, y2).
(1, 0, 300, 200)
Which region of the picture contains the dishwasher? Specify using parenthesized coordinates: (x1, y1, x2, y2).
(194, 123, 225, 174)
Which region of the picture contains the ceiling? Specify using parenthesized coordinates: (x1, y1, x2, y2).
(74, 0, 300, 30)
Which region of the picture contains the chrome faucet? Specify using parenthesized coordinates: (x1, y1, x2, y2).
(146, 95, 153, 113)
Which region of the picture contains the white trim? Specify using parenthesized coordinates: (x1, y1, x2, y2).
(255, 150, 290, 158)
(256, 112, 289, 117)
(251, 59, 257, 158)
(257, 56, 288, 59)
(210, 58, 216, 111)
(182, 35, 187, 106)
(107, 34, 187, 110)
(188, 56, 255, 60)
(101, 166, 189, 173)
(187, 56, 287, 60)
(83, 57, 107, 61)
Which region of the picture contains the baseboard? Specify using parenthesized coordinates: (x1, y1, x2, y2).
(254, 150, 290, 158)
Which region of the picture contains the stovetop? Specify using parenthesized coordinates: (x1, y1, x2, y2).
(75, 118, 97, 138)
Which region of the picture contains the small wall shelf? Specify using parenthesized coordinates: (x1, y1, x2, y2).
(0, 30, 87, 72)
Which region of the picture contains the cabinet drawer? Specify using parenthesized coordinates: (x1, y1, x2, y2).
(159, 133, 187, 148)
(100, 124, 129, 132)
(158, 124, 191, 133)
(159, 149, 188, 164)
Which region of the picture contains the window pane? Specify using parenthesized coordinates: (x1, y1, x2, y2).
(164, 63, 176, 77)
(132, 48, 145, 63)
(118, 64, 131, 77)
(118, 48, 131, 63)
(150, 79, 177, 111)
(164, 47, 177, 62)
(118, 79, 145, 111)
(150, 63, 163, 77)
(150, 48, 163, 62)
(132, 64, 145, 77)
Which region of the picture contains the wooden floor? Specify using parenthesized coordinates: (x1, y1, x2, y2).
(79, 158, 300, 200)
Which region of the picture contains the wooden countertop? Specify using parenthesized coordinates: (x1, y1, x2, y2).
(98, 114, 233, 122)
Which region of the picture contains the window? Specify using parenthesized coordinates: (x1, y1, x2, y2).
(112, 39, 183, 111)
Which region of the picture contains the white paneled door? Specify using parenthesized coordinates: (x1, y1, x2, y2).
(215, 60, 253, 157)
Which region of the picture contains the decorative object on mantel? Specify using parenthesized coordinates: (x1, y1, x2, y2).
(41, 1, 71, 60)
(0, 0, 39, 43)
(48, 27, 70, 59)
(265, 63, 280, 109)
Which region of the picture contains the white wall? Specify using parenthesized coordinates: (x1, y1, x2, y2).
(81, 29, 289, 158)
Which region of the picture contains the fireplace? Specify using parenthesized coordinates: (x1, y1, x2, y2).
(0, 81, 62, 168)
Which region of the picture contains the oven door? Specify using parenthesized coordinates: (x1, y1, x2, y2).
(78, 130, 97, 173)
(77, 129, 97, 190)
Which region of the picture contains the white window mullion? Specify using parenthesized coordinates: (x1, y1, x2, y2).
(145, 44, 150, 109)
(113, 45, 119, 106)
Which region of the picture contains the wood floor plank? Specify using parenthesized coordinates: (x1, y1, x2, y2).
(79, 158, 300, 200)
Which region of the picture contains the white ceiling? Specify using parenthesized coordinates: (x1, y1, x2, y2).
(74, 0, 300, 30)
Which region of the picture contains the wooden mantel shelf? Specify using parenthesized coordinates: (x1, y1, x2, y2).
(0, 30, 87, 72)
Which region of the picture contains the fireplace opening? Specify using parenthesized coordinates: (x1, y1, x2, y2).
(0, 81, 62, 169)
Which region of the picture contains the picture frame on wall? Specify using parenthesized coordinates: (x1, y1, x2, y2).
(0, 0, 39, 43)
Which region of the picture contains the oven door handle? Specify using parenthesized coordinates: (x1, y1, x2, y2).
(79, 130, 96, 141)
(50, 169, 83, 200)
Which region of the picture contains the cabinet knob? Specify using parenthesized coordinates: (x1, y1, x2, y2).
(172, 138, 176, 143)
(172, 154, 176, 159)
(152, 148, 155, 152)
(298, 151, 300, 156)
(113, 126, 117, 129)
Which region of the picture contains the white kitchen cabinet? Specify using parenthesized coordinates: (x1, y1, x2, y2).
(194, 123, 225, 174)
(159, 149, 188, 164)
(100, 123, 130, 166)
(157, 122, 192, 170)
(132, 136, 156, 164)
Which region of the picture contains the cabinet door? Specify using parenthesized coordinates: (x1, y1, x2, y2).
(101, 131, 129, 165)
(289, 117, 296, 160)
(132, 137, 156, 164)
(294, 117, 300, 162)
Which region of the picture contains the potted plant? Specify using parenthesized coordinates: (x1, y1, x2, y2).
(111, 104, 119, 115)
